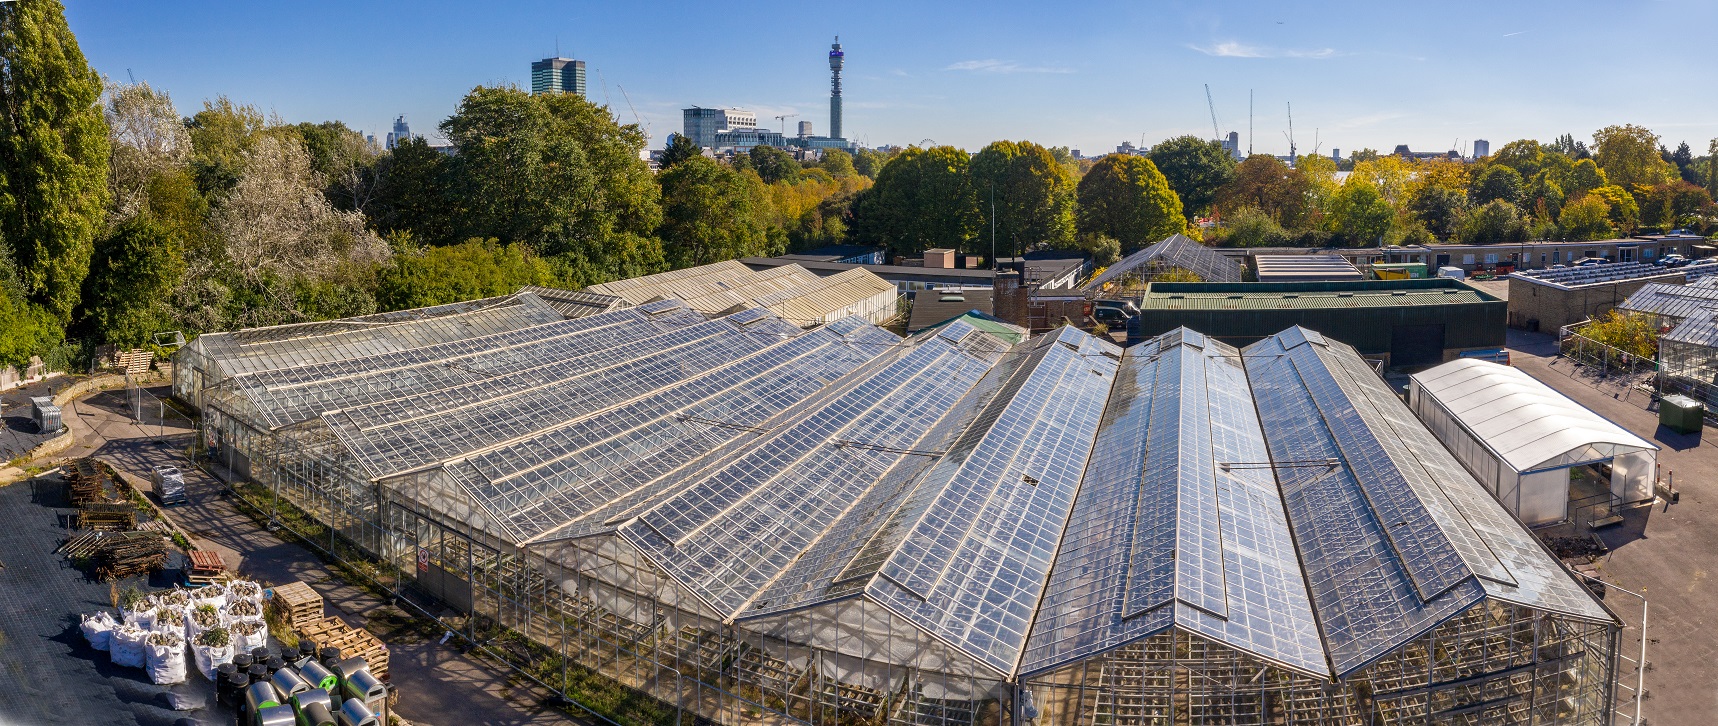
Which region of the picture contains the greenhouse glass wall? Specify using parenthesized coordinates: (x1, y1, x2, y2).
(176, 293, 1619, 726)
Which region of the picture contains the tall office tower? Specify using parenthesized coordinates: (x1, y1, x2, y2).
(1472, 139, 1491, 159)
(798, 120, 814, 137)
(386, 115, 411, 149)
(828, 37, 844, 140)
(531, 57, 587, 96)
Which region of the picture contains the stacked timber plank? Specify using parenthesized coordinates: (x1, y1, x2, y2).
(77, 502, 137, 531)
(298, 616, 389, 680)
(65, 458, 126, 506)
(269, 581, 324, 630)
(58, 531, 168, 579)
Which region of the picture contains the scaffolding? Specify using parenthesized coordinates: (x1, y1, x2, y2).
(178, 298, 1619, 726)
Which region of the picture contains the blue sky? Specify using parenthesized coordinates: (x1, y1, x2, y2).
(67, 0, 1716, 156)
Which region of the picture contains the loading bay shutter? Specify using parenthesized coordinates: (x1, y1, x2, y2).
(1390, 323, 1446, 367)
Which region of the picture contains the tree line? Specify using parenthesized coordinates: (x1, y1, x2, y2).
(4, 0, 1717, 373)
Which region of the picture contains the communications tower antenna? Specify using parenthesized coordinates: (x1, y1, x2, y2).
(1204, 84, 1221, 142)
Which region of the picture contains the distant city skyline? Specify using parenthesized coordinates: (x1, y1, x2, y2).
(65, 0, 1718, 154)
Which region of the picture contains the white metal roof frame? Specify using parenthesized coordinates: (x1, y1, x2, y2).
(1410, 359, 1657, 473)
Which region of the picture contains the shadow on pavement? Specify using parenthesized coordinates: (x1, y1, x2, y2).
(1653, 424, 1703, 451)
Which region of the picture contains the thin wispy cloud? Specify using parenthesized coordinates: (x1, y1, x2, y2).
(1189, 41, 1339, 59)
(1501, 31, 1528, 37)
(943, 59, 1073, 74)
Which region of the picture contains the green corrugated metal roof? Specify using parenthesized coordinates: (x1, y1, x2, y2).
(1145, 289, 1485, 310)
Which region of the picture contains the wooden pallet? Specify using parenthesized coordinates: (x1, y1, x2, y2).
(269, 581, 324, 630)
(77, 503, 137, 531)
(297, 616, 389, 680)
(186, 550, 226, 585)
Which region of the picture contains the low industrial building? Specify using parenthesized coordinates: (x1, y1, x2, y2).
(1134, 279, 1507, 367)
(1255, 254, 1365, 282)
(1506, 263, 1718, 332)
(1381, 235, 1709, 273)
(172, 295, 1619, 726)
(1410, 359, 1658, 526)
(779, 244, 887, 265)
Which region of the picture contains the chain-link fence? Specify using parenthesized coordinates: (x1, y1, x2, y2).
(1557, 323, 1660, 401)
(124, 371, 196, 441)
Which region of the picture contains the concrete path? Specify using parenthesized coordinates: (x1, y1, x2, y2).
(45, 385, 585, 726)
(1506, 329, 1717, 724)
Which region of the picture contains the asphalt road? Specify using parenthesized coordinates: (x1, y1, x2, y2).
(1507, 329, 1718, 724)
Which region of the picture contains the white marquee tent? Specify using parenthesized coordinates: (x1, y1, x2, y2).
(1410, 359, 1658, 526)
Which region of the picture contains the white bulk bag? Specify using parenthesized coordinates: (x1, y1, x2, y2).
(110, 625, 148, 668)
(80, 612, 116, 651)
(145, 632, 188, 685)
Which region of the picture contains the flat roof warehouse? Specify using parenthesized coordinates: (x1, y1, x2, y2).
(174, 285, 1619, 725)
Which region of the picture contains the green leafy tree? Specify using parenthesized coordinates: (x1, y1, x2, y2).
(1408, 185, 1467, 240)
(1218, 205, 1291, 247)
(658, 133, 703, 170)
(852, 147, 889, 179)
(367, 136, 454, 244)
(1488, 140, 1546, 180)
(1216, 155, 1309, 229)
(440, 87, 664, 284)
(76, 215, 183, 346)
(749, 145, 801, 185)
(288, 120, 380, 212)
(818, 149, 856, 178)
(971, 140, 1076, 255)
(1593, 124, 1676, 192)
(1075, 153, 1184, 251)
(0, 246, 60, 369)
(847, 146, 978, 254)
(657, 155, 773, 267)
(104, 81, 190, 222)
(186, 96, 264, 198)
(1670, 141, 1697, 183)
(1637, 181, 1713, 229)
(1470, 165, 1525, 208)
(0, 0, 111, 323)
(1459, 199, 1528, 244)
(1558, 195, 1612, 241)
(1327, 178, 1394, 246)
(1146, 136, 1236, 221)
(1581, 310, 1658, 360)
(1591, 184, 1640, 231)
(376, 238, 555, 310)
(1078, 233, 1121, 265)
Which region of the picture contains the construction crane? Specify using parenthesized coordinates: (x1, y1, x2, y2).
(1204, 84, 1222, 143)
(775, 113, 799, 135)
(596, 68, 613, 109)
(617, 84, 650, 143)
(1282, 102, 1296, 162)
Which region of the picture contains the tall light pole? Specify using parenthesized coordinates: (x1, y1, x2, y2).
(990, 182, 997, 269)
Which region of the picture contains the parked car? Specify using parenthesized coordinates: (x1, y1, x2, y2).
(1092, 299, 1141, 316)
(1572, 257, 1611, 266)
(1657, 254, 1690, 267)
(1091, 306, 1133, 328)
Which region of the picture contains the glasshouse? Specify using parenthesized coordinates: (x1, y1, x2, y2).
(174, 289, 1619, 726)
